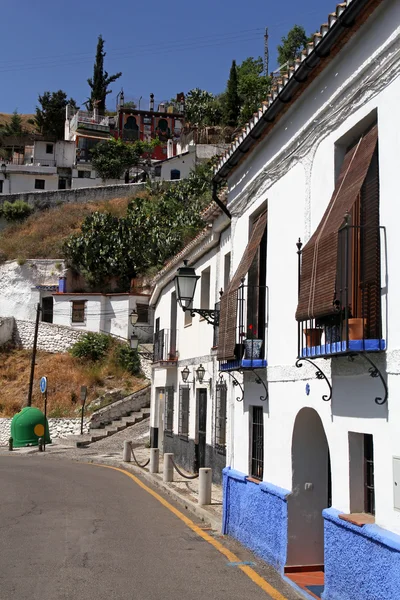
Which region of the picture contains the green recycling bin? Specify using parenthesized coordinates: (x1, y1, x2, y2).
(11, 407, 51, 448)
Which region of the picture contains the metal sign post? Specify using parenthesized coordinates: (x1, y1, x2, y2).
(80, 386, 87, 435)
(40, 377, 47, 451)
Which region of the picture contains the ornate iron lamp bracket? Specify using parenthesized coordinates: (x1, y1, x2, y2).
(219, 372, 244, 402)
(348, 353, 388, 405)
(249, 369, 268, 401)
(295, 357, 332, 402)
(186, 307, 220, 326)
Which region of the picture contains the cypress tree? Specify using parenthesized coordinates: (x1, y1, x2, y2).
(87, 35, 122, 113)
(223, 60, 240, 127)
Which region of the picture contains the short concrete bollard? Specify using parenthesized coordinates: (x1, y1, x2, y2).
(123, 440, 132, 462)
(150, 448, 159, 473)
(198, 468, 212, 506)
(8, 437, 13, 452)
(163, 453, 174, 482)
(38, 437, 43, 452)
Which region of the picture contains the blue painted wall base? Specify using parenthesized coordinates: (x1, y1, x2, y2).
(222, 467, 289, 572)
(323, 508, 400, 600)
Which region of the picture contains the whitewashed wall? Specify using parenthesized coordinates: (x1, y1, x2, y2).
(225, 0, 400, 535)
(0, 417, 90, 445)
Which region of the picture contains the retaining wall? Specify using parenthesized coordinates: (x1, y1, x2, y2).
(0, 317, 14, 346)
(0, 417, 90, 445)
(14, 319, 84, 353)
(0, 182, 147, 210)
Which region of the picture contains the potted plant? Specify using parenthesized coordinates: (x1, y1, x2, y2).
(242, 325, 263, 359)
(303, 327, 323, 348)
(341, 306, 365, 341)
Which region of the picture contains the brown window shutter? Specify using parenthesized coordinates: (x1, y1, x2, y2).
(218, 210, 267, 360)
(296, 125, 378, 321)
(360, 147, 381, 338)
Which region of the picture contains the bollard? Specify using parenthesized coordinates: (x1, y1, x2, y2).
(198, 468, 212, 506)
(38, 437, 43, 452)
(163, 453, 174, 482)
(8, 437, 13, 452)
(123, 440, 132, 462)
(150, 448, 159, 474)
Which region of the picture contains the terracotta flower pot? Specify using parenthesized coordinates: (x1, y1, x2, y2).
(303, 328, 322, 348)
(343, 318, 365, 341)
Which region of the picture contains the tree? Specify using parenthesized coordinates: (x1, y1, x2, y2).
(236, 57, 271, 126)
(35, 90, 77, 140)
(2, 110, 25, 137)
(90, 137, 160, 181)
(277, 25, 309, 67)
(87, 35, 122, 113)
(185, 89, 222, 127)
(223, 60, 240, 127)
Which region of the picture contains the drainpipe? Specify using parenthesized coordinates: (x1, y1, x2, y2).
(212, 181, 231, 220)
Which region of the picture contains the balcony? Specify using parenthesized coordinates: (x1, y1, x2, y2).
(70, 111, 110, 135)
(297, 224, 386, 360)
(218, 282, 268, 372)
(153, 328, 178, 365)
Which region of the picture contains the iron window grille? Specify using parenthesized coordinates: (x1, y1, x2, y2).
(178, 385, 190, 439)
(215, 379, 227, 454)
(364, 434, 375, 515)
(164, 386, 174, 435)
(251, 406, 264, 480)
(153, 329, 178, 362)
(136, 303, 149, 323)
(71, 300, 86, 323)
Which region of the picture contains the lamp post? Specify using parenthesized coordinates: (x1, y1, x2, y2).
(196, 364, 206, 384)
(130, 309, 139, 326)
(174, 260, 220, 326)
(130, 333, 153, 360)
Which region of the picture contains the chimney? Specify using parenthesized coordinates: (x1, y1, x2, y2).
(149, 93, 154, 111)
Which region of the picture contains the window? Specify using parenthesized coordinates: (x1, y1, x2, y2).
(136, 303, 149, 323)
(154, 165, 162, 177)
(34, 179, 45, 190)
(71, 300, 86, 323)
(349, 432, 375, 515)
(171, 169, 180, 180)
(46, 144, 54, 154)
(164, 386, 174, 434)
(215, 380, 227, 453)
(200, 267, 210, 310)
(78, 170, 91, 179)
(0, 180, 3, 194)
(178, 385, 190, 438)
(224, 252, 231, 293)
(251, 406, 264, 480)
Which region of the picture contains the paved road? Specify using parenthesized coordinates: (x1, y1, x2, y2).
(0, 457, 297, 600)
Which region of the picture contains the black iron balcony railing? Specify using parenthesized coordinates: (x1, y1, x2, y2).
(297, 225, 385, 360)
(219, 282, 268, 372)
(153, 328, 178, 363)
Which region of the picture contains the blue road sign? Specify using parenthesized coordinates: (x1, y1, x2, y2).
(40, 376, 47, 394)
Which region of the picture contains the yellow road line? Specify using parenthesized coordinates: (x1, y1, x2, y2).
(92, 463, 288, 600)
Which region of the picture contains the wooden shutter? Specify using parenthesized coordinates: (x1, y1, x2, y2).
(361, 147, 381, 338)
(218, 211, 267, 360)
(296, 125, 378, 321)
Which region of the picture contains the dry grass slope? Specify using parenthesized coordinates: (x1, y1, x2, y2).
(0, 348, 147, 418)
(0, 113, 37, 133)
(0, 197, 131, 261)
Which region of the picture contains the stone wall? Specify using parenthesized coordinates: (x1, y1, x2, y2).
(0, 317, 14, 346)
(0, 417, 90, 445)
(0, 182, 147, 210)
(90, 385, 150, 429)
(14, 319, 84, 353)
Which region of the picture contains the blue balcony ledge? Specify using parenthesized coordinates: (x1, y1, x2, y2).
(301, 339, 386, 358)
(219, 358, 268, 372)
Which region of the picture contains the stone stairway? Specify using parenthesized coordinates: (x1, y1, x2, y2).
(63, 407, 150, 447)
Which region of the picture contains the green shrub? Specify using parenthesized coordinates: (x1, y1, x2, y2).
(69, 332, 111, 362)
(0, 200, 33, 222)
(115, 344, 142, 376)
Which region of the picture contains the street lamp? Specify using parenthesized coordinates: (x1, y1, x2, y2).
(130, 333, 139, 350)
(130, 333, 153, 360)
(181, 366, 191, 383)
(130, 309, 139, 325)
(174, 260, 220, 326)
(196, 364, 206, 384)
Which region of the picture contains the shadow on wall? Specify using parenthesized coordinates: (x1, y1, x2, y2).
(331, 354, 388, 419)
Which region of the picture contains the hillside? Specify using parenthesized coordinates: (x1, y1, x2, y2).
(0, 113, 37, 134)
(0, 196, 131, 261)
(0, 347, 147, 418)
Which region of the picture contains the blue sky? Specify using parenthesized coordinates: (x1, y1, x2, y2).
(0, 0, 336, 114)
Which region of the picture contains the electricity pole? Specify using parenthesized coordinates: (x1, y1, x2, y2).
(264, 27, 269, 75)
(27, 303, 41, 407)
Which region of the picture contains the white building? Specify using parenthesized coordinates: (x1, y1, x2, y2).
(150, 1, 400, 598)
(154, 143, 228, 182)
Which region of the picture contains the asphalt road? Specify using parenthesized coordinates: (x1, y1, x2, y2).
(0, 457, 296, 600)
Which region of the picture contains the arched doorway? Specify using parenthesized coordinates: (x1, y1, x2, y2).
(287, 408, 331, 568)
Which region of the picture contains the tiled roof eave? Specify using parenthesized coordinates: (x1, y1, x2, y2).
(213, 0, 379, 183)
